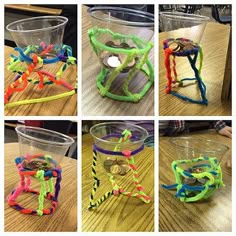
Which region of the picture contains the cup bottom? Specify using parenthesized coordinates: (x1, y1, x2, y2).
(20, 154, 58, 172)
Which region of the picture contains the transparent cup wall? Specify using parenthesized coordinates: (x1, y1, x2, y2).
(16, 126, 74, 165)
(159, 12, 210, 43)
(89, 7, 154, 69)
(171, 137, 229, 171)
(90, 122, 148, 177)
(6, 16, 68, 54)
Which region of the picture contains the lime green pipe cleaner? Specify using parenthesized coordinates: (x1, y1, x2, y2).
(35, 170, 47, 216)
(88, 129, 151, 210)
(88, 27, 154, 102)
(162, 156, 224, 202)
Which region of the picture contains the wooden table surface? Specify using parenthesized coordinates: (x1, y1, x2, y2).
(82, 6, 154, 116)
(159, 22, 231, 116)
(82, 134, 154, 232)
(4, 143, 77, 232)
(159, 131, 232, 232)
(4, 46, 77, 116)
(5, 4, 62, 15)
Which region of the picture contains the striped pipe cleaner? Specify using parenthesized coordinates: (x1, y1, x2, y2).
(88, 129, 151, 210)
(5, 42, 77, 109)
(163, 38, 208, 105)
(161, 156, 224, 202)
(7, 154, 62, 216)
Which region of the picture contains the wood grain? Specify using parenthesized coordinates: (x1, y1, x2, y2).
(159, 131, 232, 232)
(221, 29, 231, 100)
(82, 134, 154, 232)
(4, 46, 77, 116)
(5, 4, 62, 15)
(4, 143, 77, 232)
(82, 6, 154, 116)
(159, 22, 231, 115)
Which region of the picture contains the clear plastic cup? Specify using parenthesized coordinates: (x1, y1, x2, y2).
(15, 126, 74, 165)
(159, 12, 210, 43)
(88, 6, 154, 43)
(6, 16, 68, 53)
(170, 137, 229, 170)
(90, 122, 148, 176)
(87, 7, 154, 100)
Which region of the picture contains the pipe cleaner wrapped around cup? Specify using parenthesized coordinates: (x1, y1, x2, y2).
(88, 7, 154, 102)
(162, 137, 229, 202)
(5, 16, 77, 109)
(88, 122, 151, 210)
(7, 126, 74, 216)
(160, 12, 210, 105)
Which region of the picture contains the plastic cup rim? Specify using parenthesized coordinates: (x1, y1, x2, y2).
(6, 15, 68, 33)
(15, 126, 74, 147)
(170, 137, 229, 154)
(90, 121, 149, 145)
(160, 11, 210, 22)
(88, 6, 154, 28)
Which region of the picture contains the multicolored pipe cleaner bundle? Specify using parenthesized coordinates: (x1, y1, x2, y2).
(88, 129, 151, 210)
(163, 38, 208, 105)
(162, 156, 224, 202)
(88, 27, 154, 102)
(5, 42, 77, 109)
(7, 154, 62, 216)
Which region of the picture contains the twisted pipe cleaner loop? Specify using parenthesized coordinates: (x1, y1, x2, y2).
(162, 156, 224, 202)
(5, 43, 77, 109)
(88, 129, 151, 210)
(7, 155, 62, 216)
(163, 38, 208, 105)
(88, 27, 154, 102)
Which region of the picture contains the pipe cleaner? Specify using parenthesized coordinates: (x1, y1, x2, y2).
(7, 154, 62, 216)
(163, 38, 208, 105)
(5, 42, 77, 109)
(88, 28, 154, 102)
(88, 129, 151, 210)
(162, 156, 224, 202)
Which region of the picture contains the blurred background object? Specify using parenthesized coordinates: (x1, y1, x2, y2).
(211, 5, 232, 25)
(159, 120, 232, 138)
(159, 4, 231, 32)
